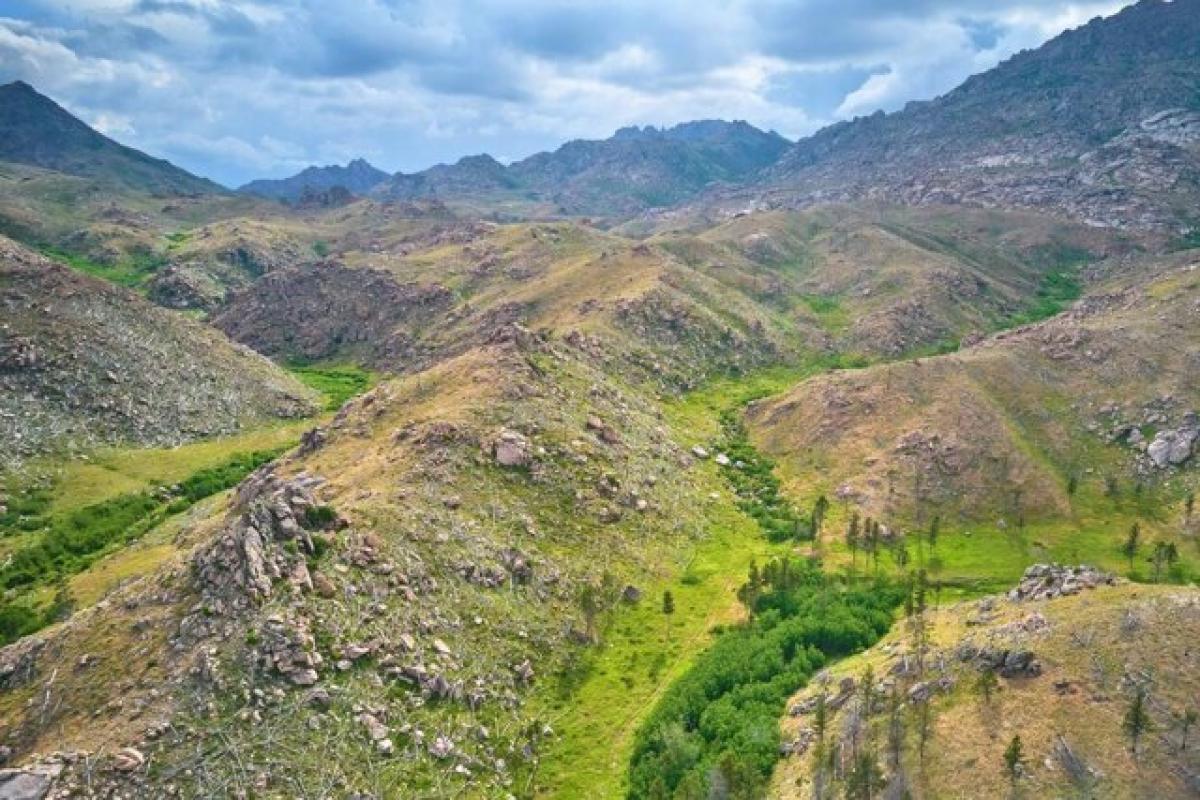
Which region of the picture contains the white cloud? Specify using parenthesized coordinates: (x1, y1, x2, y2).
(1, 1, 1137, 185)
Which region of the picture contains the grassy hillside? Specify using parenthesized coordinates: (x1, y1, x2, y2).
(772, 579, 1200, 799)
(746, 250, 1200, 591)
(0, 202, 1192, 800)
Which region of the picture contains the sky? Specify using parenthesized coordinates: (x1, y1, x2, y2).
(0, 0, 1129, 187)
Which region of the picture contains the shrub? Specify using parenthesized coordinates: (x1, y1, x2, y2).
(627, 562, 901, 798)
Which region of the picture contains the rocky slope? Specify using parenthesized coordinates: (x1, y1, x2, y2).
(239, 158, 391, 204)
(0, 235, 318, 468)
(714, 0, 1200, 233)
(0, 82, 222, 196)
(773, 566, 1200, 799)
(210, 205, 1134, 377)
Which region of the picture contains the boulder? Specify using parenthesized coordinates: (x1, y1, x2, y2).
(1148, 426, 1198, 468)
(493, 430, 532, 467)
(0, 764, 61, 800)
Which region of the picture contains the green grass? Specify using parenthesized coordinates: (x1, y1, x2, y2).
(799, 293, 850, 333)
(0, 447, 286, 644)
(1005, 265, 1084, 327)
(286, 363, 377, 410)
(532, 486, 788, 798)
(40, 246, 166, 290)
(2, 421, 315, 521)
(532, 369, 816, 798)
(814, 476, 1199, 599)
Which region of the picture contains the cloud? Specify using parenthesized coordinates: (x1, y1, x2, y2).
(0, 0, 1130, 185)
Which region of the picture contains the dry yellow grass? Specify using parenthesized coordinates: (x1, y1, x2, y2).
(773, 581, 1200, 799)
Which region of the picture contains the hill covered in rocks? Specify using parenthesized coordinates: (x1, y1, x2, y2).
(0, 235, 318, 468)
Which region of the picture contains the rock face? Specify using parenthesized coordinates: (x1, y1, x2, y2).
(0, 767, 57, 800)
(492, 430, 533, 467)
(1008, 564, 1115, 603)
(716, 0, 1200, 231)
(213, 262, 452, 368)
(193, 467, 335, 615)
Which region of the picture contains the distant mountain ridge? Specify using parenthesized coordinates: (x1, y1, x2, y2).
(238, 157, 390, 202)
(0, 81, 222, 195)
(372, 119, 791, 216)
(725, 0, 1200, 230)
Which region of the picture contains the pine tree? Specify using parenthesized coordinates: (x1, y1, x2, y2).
(916, 699, 933, 763)
(891, 534, 909, 570)
(847, 512, 861, 575)
(737, 560, 762, 611)
(1123, 686, 1153, 761)
(844, 750, 885, 800)
(1151, 540, 1179, 582)
(1003, 734, 1025, 786)
(1186, 491, 1196, 523)
(976, 669, 999, 705)
(661, 590, 675, 641)
(1121, 522, 1141, 572)
(578, 582, 601, 644)
(861, 665, 877, 728)
(928, 515, 940, 551)
(811, 494, 830, 543)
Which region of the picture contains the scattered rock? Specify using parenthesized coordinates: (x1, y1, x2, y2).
(111, 748, 145, 772)
(1008, 564, 1114, 602)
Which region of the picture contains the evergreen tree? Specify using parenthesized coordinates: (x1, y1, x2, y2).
(847, 513, 861, 574)
(672, 772, 705, 800)
(1186, 491, 1196, 523)
(916, 699, 933, 763)
(928, 515, 940, 551)
(1003, 734, 1025, 786)
(891, 534, 909, 570)
(737, 560, 762, 611)
(662, 590, 675, 641)
(1121, 522, 1141, 572)
(1151, 540, 1180, 582)
(976, 669, 999, 705)
(886, 685, 904, 768)
(578, 582, 601, 644)
(844, 750, 885, 800)
(1123, 686, 1153, 761)
(812, 494, 830, 543)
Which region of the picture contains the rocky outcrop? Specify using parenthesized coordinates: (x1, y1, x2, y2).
(192, 467, 336, 615)
(0, 763, 61, 800)
(1008, 564, 1115, 603)
(705, 0, 1200, 232)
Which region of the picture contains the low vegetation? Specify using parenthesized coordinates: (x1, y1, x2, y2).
(0, 448, 284, 644)
(716, 409, 812, 542)
(285, 362, 377, 410)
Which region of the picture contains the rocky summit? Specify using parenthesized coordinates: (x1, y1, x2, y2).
(0, 2, 1199, 799)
